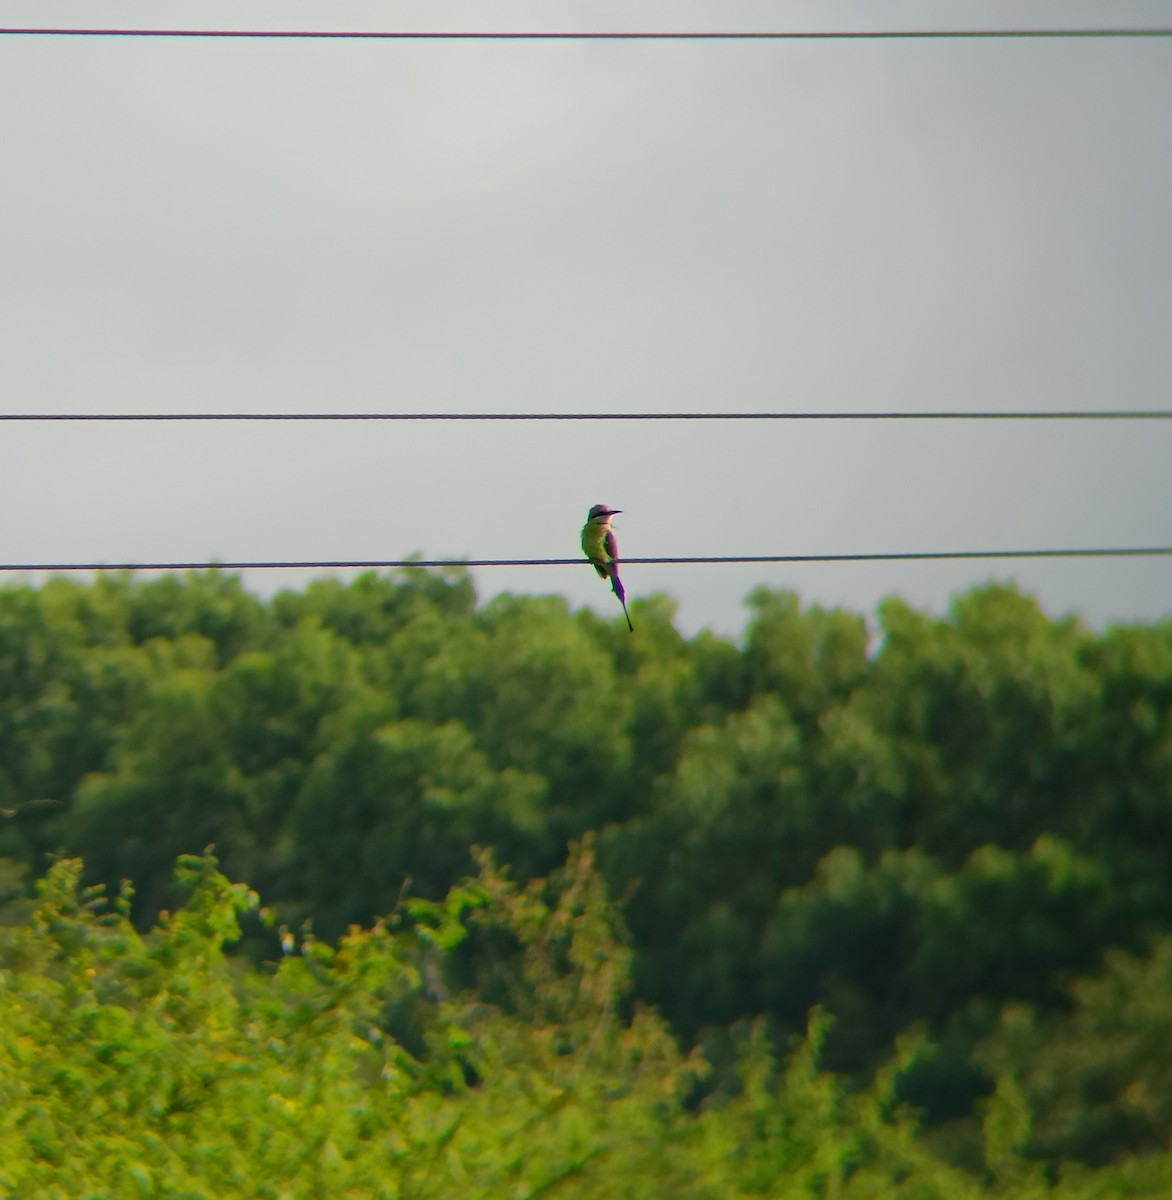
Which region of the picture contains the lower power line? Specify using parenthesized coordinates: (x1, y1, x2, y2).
(0, 548, 1169, 573)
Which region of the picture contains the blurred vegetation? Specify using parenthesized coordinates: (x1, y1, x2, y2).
(1, 568, 1171, 1190)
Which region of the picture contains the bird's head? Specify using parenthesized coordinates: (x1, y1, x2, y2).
(587, 504, 621, 522)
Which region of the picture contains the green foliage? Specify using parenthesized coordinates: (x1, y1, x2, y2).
(0, 849, 699, 1197)
(979, 937, 1172, 1166)
(743, 587, 870, 721)
(1, 570, 1172, 1180)
(603, 586, 1172, 1076)
(291, 716, 546, 936)
(9, 851, 1170, 1196)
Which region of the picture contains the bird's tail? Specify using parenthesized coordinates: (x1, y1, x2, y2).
(611, 571, 634, 633)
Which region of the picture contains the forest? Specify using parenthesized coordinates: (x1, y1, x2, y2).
(2, 568, 1171, 1196)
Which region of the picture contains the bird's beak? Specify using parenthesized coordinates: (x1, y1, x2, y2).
(611, 509, 622, 515)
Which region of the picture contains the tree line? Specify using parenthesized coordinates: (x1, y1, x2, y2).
(1, 568, 1171, 1182)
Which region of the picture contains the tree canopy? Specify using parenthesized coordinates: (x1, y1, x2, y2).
(2, 568, 1171, 1189)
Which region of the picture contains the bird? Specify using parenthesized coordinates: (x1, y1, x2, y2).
(581, 504, 633, 632)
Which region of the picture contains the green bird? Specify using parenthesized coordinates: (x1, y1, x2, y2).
(581, 504, 633, 632)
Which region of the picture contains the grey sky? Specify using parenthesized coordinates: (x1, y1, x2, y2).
(2, 1, 1170, 637)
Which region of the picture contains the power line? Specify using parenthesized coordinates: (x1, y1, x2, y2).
(2, 27, 1170, 41)
(2, 549, 1170, 574)
(2, 410, 1170, 423)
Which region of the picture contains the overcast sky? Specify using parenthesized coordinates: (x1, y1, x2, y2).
(2, 1, 1169, 638)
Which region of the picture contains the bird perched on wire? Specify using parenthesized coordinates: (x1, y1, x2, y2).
(581, 504, 633, 632)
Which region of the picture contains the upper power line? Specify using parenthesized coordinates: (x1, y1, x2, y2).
(2, 27, 1170, 41)
(2, 411, 1171, 423)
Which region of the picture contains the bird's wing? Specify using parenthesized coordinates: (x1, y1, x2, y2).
(604, 529, 619, 564)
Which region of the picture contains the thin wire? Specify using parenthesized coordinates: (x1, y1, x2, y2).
(2, 549, 1169, 573)
(2, 410, 1170, 422)
(1, 27, 1170, 41)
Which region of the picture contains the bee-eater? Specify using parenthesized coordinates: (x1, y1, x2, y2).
(581, 504, 633, 632)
